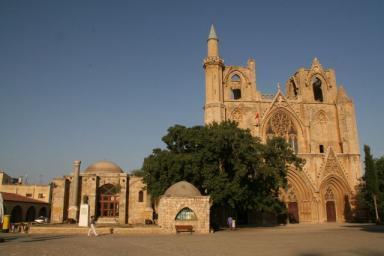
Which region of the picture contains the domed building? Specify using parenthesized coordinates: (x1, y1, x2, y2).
(158, 181, 211, 233)
(50, 160, 152, 225)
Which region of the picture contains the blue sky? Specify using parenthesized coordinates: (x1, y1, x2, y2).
(0, 0, 383, 183)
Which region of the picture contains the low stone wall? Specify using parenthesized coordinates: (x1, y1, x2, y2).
(29, 225, 167, 235)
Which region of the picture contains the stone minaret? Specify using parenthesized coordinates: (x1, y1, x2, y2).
(204, 25, 225, 124)
(68, 160, 81, 221)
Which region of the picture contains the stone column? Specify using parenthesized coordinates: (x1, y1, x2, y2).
(145, 193, 154, 221)
(68, 160, 81, 221)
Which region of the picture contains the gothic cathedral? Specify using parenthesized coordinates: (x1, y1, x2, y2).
(203, 25, 362, 223)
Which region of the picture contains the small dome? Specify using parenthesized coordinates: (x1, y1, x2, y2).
(84, 160, 123, 175)
(164, 181, 201, 197)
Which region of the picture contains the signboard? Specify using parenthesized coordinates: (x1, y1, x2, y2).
(78, 204, 89, 227)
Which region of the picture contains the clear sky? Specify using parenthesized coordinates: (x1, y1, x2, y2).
(0, 0, 383, 183)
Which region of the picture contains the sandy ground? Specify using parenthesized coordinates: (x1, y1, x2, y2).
(1, 223, 384, 256)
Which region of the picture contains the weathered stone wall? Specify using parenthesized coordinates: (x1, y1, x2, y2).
(50, 177, 68, 223)
(79, 174, 98, 219)
(0, 184, 51, 203)
(128, 176, 152, 224)
(158, 196, 210, 234)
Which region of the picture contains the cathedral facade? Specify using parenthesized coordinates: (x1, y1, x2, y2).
(204, 25, 362, 223)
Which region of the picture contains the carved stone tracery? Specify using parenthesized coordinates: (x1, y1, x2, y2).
(325, 187, 335, 201)
(323, 151, 339, 177)
(287, 188, 297, 202)
(266, 110, 298, 153)
(231, 108, 243, 122)
(269, 111, 292, 137)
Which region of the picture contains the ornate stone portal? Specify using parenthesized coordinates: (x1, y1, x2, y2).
(204, 25, 361, 223)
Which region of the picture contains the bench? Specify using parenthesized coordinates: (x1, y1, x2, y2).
(175, 225, 194, 234)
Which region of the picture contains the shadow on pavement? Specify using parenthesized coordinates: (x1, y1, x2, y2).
(21, 235, 70, 243)
(343, 224, 384, 233)
(0, 234, 71, 243)
(2, 235, 20, 242)
(299, 249, 384, 256)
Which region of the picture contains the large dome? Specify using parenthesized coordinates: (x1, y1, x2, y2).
(164, 181, 201, 197)
(84, 160, 123, 175)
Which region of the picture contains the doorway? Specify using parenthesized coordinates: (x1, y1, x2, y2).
(288, 202, 299, 223)
(326, 201, 336, 222)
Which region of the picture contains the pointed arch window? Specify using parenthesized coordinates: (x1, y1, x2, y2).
(288, 78, 298, 98)
(229, 74, 242, 100)
(312, 77, 324, 102)
(175, 207, 197, 221)
(231, 74, 241, 82)
(266, 110, 299, 153)
(231, 89, 241, 100)
(138, 190, 144, 202)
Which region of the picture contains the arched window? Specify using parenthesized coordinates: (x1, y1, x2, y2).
(229, 74, 242, 100)
(98, 184, 119, 217)
(266, 110, 299, 153)
(288, 78, 298, 98)
(175, 207, 197, 220)
(231, 89, 241, 100)
(292, 80, 298, 97)
(312, 77, 323, 102)
(138, 190, 144, 202)
(231, 74, 241, 82)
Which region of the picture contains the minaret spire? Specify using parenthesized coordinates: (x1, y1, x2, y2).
(208, 24, 218, 40)
(207, 24, 220, 57)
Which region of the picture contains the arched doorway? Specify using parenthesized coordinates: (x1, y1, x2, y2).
(39, 207, 47, 217)
(286, 169, 314, 223)
(325, 187, 336, 222)
(320, 174, 351, 223)
(11, 205, 23, 223)
(326, 201, 336, 222)
(26, 206, 36, 221)
(288, 202, 299, 223)
(98, 184, 119, 217)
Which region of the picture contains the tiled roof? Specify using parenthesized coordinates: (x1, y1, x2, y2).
(0, 192, 48, 204)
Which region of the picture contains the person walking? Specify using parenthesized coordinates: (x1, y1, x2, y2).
(88, 216, 98, 237)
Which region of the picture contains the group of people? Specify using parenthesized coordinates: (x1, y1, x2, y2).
(227, 216, 236, 230)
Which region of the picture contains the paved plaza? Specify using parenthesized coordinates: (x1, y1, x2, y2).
(1, 223, 384, 256)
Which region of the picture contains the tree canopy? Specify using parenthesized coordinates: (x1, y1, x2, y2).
(142, 121, 304, 213)
(358, 145, 383, 222)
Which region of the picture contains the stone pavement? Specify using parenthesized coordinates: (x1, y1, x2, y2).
(1, 223, 384, 256)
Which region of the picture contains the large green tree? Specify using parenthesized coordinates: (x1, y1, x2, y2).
(359, 145, 383, 223)
(142, 121, 304, 213)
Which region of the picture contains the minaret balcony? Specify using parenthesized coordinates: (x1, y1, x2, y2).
(203, 56, 224, 67)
